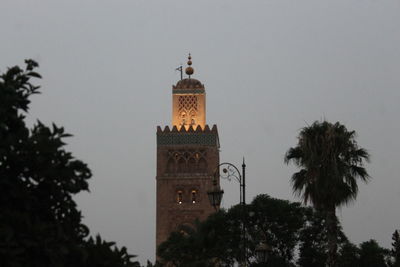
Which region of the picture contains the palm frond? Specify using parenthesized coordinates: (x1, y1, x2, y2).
(285, 120, 370, 209)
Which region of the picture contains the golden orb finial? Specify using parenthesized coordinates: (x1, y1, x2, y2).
(185, 53, 194, 77)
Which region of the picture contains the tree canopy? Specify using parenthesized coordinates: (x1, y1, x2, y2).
(392, 230, 400, 267)
(157, 192, 398, 267)
(0, 60, 139, 267)
(158, 194, 348, 267)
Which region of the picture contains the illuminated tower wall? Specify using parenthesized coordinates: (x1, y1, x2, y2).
(172, 79, 206, 130)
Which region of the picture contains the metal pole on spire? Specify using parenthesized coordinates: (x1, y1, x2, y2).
(175, 65, 183, 80)
(242, 157, 246, 205)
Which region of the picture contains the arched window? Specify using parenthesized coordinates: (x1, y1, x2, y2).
(190, 110, 196, 126)
(191, 190, 197, 204)
(188, 157, 196, 173)
(177, 158, 186, 173)
(176, 190, 183, 204)
(180, 111, 187, 126)
(198, 158, 207, 172)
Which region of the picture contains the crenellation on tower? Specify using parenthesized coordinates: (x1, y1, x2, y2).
(157, 123, 218, 134)
(156, 124, 219, 148)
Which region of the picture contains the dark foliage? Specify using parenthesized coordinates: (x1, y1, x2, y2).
(297, 208, 349, 267)
(297, 210, 327, 267)
(83, 235, 140, 267)
(158, 194, 349, 267)
(0, 60, 139, 267)
(358, 239, 390, 267)
(337, 242, 360, 267)
(392, 230, 400, 267)
(157, 210, 239, 266)
(247, 194, 305, 266)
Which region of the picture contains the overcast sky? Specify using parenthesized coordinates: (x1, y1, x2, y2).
(1, 0, 400, 264)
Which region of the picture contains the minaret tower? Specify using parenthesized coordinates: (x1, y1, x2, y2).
(156, 55, 220, 251)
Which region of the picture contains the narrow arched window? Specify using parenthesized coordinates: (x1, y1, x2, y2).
(188, 157, 196, 173)
(191, 190, 197, 204)
(177, 190, 183, 204)
(177, 158, 186, 173)
(198, 158, 207, 172)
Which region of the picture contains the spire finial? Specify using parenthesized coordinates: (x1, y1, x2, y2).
(185, 53, 194, 78)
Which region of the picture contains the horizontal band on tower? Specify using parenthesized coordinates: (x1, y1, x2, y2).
(172, 88, 205, 94)
(157, 133, 218, 146)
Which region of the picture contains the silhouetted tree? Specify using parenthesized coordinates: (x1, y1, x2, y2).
(84, 235, 140, 267)
(297, 208, 348, 267)
(392, 230, 400, 267)
(285, 120, 370, 267)
(158, 194, 344, 267)
(0, 60, 139, 267)
(158, 210, 238, 266)
(247, 194, 306, 266)
(358, 239, 389, 267)
(337, 242, 360, 267)
(297, 210, 327, 267)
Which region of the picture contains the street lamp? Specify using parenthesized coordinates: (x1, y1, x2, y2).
(255, 241, 271, 264)
(207, 159, 247, 265)
(207, 181, 224, 209)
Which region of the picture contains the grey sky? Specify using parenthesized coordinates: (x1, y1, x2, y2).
(1, 0, 400, 264)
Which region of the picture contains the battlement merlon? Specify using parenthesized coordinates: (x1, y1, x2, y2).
(156, 124, 219, 147)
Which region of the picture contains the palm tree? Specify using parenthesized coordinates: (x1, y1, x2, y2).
(284, 121, 370, 267)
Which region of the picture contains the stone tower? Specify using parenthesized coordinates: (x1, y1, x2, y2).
(156, 55, 220, 250)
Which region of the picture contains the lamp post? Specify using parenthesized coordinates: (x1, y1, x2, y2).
(207, 182, 224, 209)
(207, 159, 247, 266)
(255, 241, 271, 264)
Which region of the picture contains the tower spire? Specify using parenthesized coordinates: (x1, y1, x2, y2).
(185, 53, 194, 78)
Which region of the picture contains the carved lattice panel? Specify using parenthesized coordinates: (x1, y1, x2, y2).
(178, 96, 198, 112)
